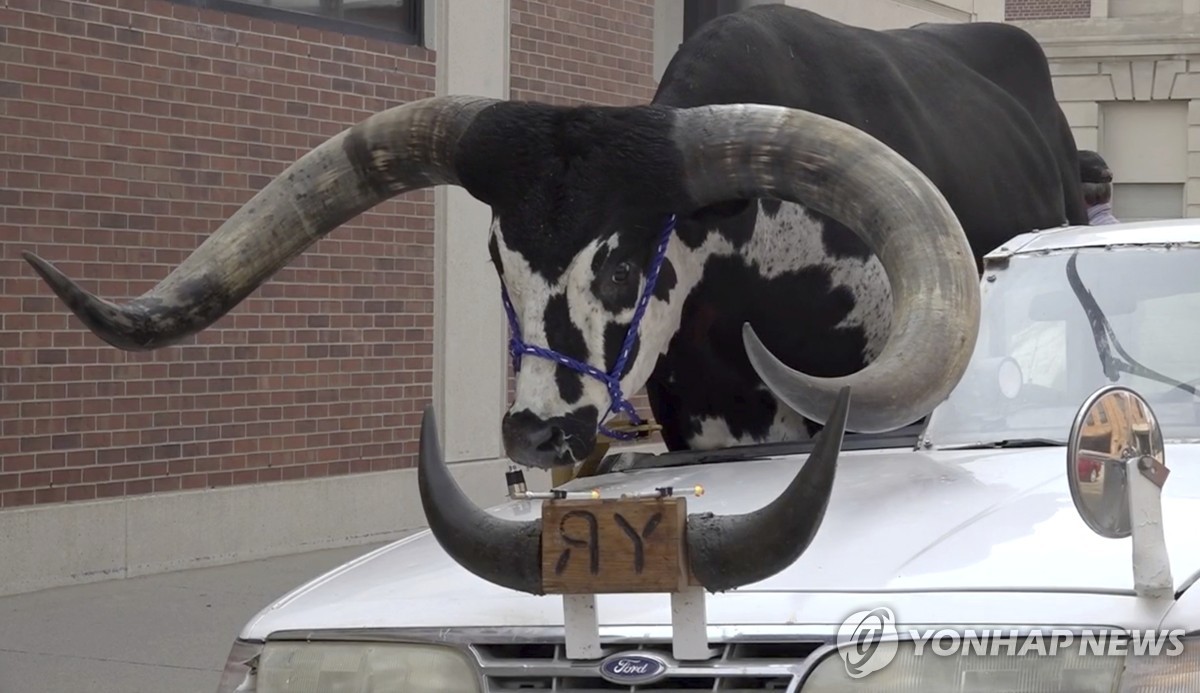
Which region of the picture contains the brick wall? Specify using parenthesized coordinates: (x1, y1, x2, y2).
(506, 0, 662, 447)
(1005, 0, 1091, 19)
(510, 0, 657, 105)
(0, 0, 436, 508)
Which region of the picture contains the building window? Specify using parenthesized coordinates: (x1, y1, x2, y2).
(1109, 0, 1184, 18)
(1112, 183, 1184, 221)
(683, 0, 745, 40)
(172, 0, 424, 45)
(1101, 100, 1187, 222)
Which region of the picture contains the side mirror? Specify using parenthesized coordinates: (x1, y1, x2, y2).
(1067, 385, 1173, 597)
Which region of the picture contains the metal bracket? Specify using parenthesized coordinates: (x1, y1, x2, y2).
(1137, 455, 1170, 489)
(1127, 456, 1173, 599)
(563, 595, 603, 659)
(671, 586, 714, 660)
(561, 588, 714, 661)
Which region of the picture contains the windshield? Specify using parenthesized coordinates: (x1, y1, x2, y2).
(926, 244, 1200, 448)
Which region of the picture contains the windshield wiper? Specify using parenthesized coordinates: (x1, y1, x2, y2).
(1066, 252, 1199, 397)
(952, 437, 1066, 450)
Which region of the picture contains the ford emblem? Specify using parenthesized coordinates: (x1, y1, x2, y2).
(598, 652, 669, 685)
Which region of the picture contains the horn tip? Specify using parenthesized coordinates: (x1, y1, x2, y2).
(21, 252, 160, 353)
(22, 250, 106, 321)
(418, 404, 441, 472)
(420, 403, 438, 435)
(741, 321, 826, 424)
(831, 386, 852, 427)
(23, 251, 71, 293)
(740, 321, 773, 383)
(740, 320, 775, 369)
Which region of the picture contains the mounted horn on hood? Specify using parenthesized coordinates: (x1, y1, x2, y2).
(417, 386, 851, 595)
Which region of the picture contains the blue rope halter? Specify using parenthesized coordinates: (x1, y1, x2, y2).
(499, 215, 677, 441)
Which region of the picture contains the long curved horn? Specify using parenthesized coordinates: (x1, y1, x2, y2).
(686, 386, 849, 592)
(418, 389, 848, 595)
(670, 105, 980, 433)
(417, 405, 545, 595)
(22, 95, 501, 351)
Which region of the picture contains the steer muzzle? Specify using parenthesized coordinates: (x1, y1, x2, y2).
(501, 408, 599, 470)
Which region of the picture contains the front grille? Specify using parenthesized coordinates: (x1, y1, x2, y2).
(474, 639, 824, 692)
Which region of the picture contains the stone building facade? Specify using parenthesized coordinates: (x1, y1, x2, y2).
(1008, 0, 1200, 220)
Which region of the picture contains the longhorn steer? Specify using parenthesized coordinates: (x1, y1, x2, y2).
(24, 7, 1078, 473)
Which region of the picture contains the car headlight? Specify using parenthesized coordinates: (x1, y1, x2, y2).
(248, 641, 481, 693)
(801, 635, 1200, 692)
(216, 639, 263, 693)
(1120, 636, 1200, 691)
(802, 637, 1124, 692)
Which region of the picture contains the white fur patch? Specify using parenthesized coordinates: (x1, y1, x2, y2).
(496, 222, 685, 424)
(493, 221, 567, 420)
(684, 201, 893, 361)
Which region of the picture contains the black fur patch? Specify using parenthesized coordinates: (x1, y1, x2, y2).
(487, 233, 504, 279)
(543, 293, 586, 402)
(604, 321, 640, 377)
(818, 212, 872, 261)
(453, 102, 688, 281)
(653, 257, 676, 302)
(647, 253, 870, 448)
(555, 361, 583, 404)
(590, 255, 639, 314)
(588, 225, 672, 314)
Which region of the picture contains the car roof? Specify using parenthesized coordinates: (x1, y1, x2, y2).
(985, 218, 1200, 264)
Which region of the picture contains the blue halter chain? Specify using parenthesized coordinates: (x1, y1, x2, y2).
(499, 215, 677, 441)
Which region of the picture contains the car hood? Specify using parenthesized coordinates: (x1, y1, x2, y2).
(241, 445, 1200, 640)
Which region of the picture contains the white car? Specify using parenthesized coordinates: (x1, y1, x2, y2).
(217, 219, 1200, 692)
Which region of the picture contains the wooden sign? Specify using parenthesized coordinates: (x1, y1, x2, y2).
(541, 497, 689, 594)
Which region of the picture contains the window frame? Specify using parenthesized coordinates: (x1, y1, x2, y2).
(1111, 182, 1185, 222)
(168, 0, 424, 46)
(682, 0, 744, 40)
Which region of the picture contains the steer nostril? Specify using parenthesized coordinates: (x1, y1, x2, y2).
(536, 426, 564, 452)
(502, 412, 568, 460)
(528, 424, 563, 452)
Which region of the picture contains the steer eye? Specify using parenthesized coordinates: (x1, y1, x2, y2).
(611, 262, 632, 284)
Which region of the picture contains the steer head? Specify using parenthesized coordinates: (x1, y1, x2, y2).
(459, 105, 693, 469)
(23, 96, 981, 470)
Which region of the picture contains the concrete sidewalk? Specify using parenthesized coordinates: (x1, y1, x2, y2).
(0, 540, 391, 693)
